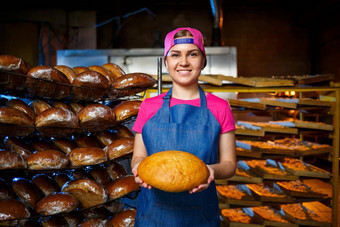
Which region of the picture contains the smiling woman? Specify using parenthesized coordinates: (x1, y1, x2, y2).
(131, 27, 236, 227)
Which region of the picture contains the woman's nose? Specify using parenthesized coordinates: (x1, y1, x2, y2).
(179, 56, 189, 66)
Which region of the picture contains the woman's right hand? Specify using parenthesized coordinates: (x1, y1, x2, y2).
(132, 162, 152, 190)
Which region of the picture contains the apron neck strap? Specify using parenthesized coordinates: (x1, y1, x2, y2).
(162, 86, 207, 107)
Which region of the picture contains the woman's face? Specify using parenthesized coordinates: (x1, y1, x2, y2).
(165, 39, 205, 87)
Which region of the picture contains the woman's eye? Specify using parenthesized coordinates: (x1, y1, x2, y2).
(190, 52, 198, 57)
(170, 53, 179, 57)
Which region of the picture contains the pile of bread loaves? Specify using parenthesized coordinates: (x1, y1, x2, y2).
(0, 97, 141, 137)
(0, 160, 138, 226)
(0, 55, 156, 100)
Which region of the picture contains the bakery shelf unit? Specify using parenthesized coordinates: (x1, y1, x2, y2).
(145, 85, 340, 227)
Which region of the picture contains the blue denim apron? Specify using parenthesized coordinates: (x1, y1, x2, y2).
(135, 87, 221, 227)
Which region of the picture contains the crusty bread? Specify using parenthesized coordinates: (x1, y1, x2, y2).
(0, 199, 30, 222)
(32, 174, 61, 196)
(137, 150, 209, 192)
(29, 99, 52, 115)
(77, 103, 115, 131)
(102, 62, 126, 80)
(111, 72, 156, 89)
(68, 147, 107, 167)
(104, 137, 134, 160)
(3, 137, 33, 160)
(26, 65, 71, 99)
(88, 65, 116, 85)
(54, 65, 77, 83)
(27, 150, 69, 170)
(106, 161, 127, 181)
(11, 178, 42, 209)
(0, 149, 27, 169)
(112, 100, 141, 122)
(106, 175, 139, 200)
(35, 192, 78, 215)
(108, 209, 136, 227)
(61, 178, 107, 208)
(6, 99, 35, 121)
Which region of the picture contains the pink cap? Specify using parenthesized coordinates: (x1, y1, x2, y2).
(164, 27, 206, 58)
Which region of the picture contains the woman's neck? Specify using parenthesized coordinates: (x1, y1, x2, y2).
(171, 83, 200, 100)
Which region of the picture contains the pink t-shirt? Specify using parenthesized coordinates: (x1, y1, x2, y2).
(132, 92, 235, 134)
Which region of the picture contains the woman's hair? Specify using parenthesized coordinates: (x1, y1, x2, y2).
(174, 30, 193, 38)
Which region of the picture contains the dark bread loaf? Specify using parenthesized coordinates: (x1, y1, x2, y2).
(106, 175, 139, 200)
(11, 178, 42, 209)
(68, 147, 107, 167)
(112, 100, 141, 122)
(35, 192, 78, 215)
(77, 103, 115, 131)
(108, 209, 137, 227)
(32, 174, 61, 196)
(6, 99, 35, 121)
(27, 150, 69, 170)
(0, 149, 27, 169)
(104, 137, 134, 160)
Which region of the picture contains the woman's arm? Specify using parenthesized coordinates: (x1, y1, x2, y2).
(131, 133, 152, 189)
(190, 130, 236, 193)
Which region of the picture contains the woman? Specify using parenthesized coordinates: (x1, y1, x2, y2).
(131, 27, 236, 226)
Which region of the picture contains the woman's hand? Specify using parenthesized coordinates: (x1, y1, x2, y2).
(132, 162, 152, 190)
(189, 165, 214, 194)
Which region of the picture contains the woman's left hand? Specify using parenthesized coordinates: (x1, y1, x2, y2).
(189, 165, 214, 194)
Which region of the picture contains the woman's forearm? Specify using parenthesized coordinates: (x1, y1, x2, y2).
(210, 160, 237, 179)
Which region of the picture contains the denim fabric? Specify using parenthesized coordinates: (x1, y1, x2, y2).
(135, 87, 221, 227)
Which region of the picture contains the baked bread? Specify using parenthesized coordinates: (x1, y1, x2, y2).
(113, 125, 134, 138)
(52, 101, 72, 111)
(3, 137, 33, 160)
(61, 178, 108, 208)
(11, 178, 42, 209)
(137, 150, 209, 192)
(35, 107, 78, 136)
(68, 147, 107, 167)
(0, 199, 30, 222)
(35, 192, 78, 215)
(106, 175, 139, 199)
(29, 99, 52, 115)
(87, 164, 112, 187)
(73, 66, 90, 75)
(88, 65, 116, 85)
(104, 137, 134, 160)
(108, 209, 136, 227)
(102, 62, 126, 79)
(0, 178, 13, 200)
(0, 107, 35, 136)
(112, 100, 141, 122)
(74, 135, 102, 148)
(0, 149, 27, 169)
(52, 138, 77, 154)
(26, 65, 71, 99)
(111, 72, 156, 89)
(68, 102, 84, 115)
(53, 173, 72, 188)
(27, 150, 69, 170)
(31, 174, 61, 196)
(0, 55, 31, 90)
(6, 99, 35, 121)
(106, 161, 127, 180)
(79, 218, 108, 226)
(54, 65, 77, 83)
(72, 71, 110, 101)
(30, 139, 59, 151)
(77, 103, 115, 131)
(95, 131, 117, 147)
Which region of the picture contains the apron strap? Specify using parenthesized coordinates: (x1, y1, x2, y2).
(162, 86, 207, 107)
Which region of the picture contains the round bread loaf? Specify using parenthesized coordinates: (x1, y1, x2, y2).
(4, 137, 33, 160)
(87, 164, 112, 187)
(52, 101, 72, 111)
(88, 65, 116, 85)
(35, 107, 78, 136)
(32, 174, 61, 196)
(30, 139, 59, 151)
(106, 175, 139, 200)
(112, 72, 156, 89)
(0, 107, 35, 136)
(80, 218, 108, 227)
(106, 161, 127, 180)
(0, 55, 31, 90)
(61, 178, 107, 208)
(26, 65, 71, 99)
(102, 62, 126, 79)
(11, 178, 42, 209)
(6, 99, 35, 121)
(54, 65, 77, 83)
(74, 135, 102, 148)
(73, 66, 90, 75)
(53, 173, 72, 188)
(0, 149, 27, 169)
(0, 106, 33, 125)
(72, 71, 109, 101)
(78, 103, 115, 131)
(0, 199, 30, 222)
(27, 150, 69, 170)
(113, 125, 134, 138)
(68, 147, 107, 167)
(95, 131, 117, 147)
(112, 100, 141, 122)
(68, 102, 84, 115)
(29, 99, 52, 115)
(52, 138, 77, 154)
(137, 150, 209, 192)
(109, 209, 136, 227)
(104, 200, 124, 214)
(104, 137, 134, 160)
(35, 192, 78, 215)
